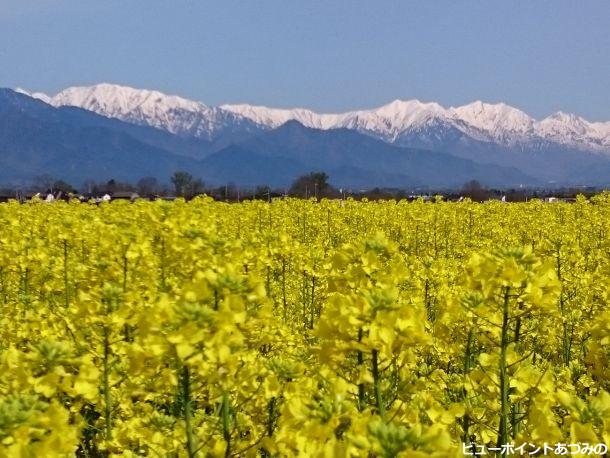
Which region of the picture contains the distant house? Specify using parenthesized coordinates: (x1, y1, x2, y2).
(407, 195, 433, 202)
(111, 192, 140, 202)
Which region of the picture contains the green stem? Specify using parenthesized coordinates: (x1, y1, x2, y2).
(221, 391, 231, 458)
(497, 287, 511, 451)
(372, 349, 386, 420)
(461, 328, 474, 443)
(262, 390, 277, 457)
(266, 397, 276, 437)
(103, 327, 112, 442)
(122, 252, 128, 292)
(301, 271, 307, 329)
(63, 240, 69, 308)
(281, 257, 287, 322)
(182, 366, 196, 458)
(160, 237, 167, 291)
(309, 275, 316, 330)
(266, 265, 271, 303)
(512, 314, 522, 437)
(357, 328, 365, 412)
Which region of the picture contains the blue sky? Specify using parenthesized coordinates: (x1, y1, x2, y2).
(1, 0, 609, 120)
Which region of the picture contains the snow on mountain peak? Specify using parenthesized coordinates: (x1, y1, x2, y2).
(42, 83, 255, 139)
(222, 98, 454, 140)
(543, 111, 590, 126)
(14, 88, 52, 104)
(13, 83, 610, 151)
(371, 99, 448, 123)
(534, 111, 608, 147)
(451, 101, 535, 140)
(219, 103, 342, 129)
(223, 98, 545, 144)
(52, 83, 206, 115)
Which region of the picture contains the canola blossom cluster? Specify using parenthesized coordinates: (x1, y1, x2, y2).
(1, 195, 610, 457)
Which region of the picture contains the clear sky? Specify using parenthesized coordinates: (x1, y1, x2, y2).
(1, 0, 609, 120)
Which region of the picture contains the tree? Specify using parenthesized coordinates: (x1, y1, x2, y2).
(171, 171, 205, 199)
(52, 180, 76, 194)
(191, 178, 205, 198)
(461, 180, 490, 202)
(82, 180, 97, 196)
(103, 179, 134, 194)
(32, 174, 55, 192)
(171, 171, 193, 197)
(31, 175, 75, 195)
(136, 177, 161, 197)
(254, 185, 272, 201)
(289, 172, 331, 198)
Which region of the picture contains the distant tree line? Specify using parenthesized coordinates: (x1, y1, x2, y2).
(2, 171, 340, 201)
(456, 180, 600, 203)
(0, 172, 602, 203)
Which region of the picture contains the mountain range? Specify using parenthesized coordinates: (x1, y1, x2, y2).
(3, 83, 610, 189)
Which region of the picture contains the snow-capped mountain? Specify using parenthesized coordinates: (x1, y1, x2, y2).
(535, 112, 610, 150)
(15, 88, 52, 104)
(18, 83, 610, 152)
(0, 88, 537, 188)
(225, 99, 610, 151)
(340, 100, 460, 143)
(6, 84, 610, 186)
(218, 103, 343, 130)
(450, 101, 535, 143)
(20, 83, 257, 140)
(221, 99, 458, 143)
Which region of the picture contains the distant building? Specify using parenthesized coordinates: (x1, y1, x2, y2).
(110, 192, 139, 202)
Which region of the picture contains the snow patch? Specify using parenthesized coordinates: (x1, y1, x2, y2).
(20, 82, 610, 152)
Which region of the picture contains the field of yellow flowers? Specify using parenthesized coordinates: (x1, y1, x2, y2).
(2, 195, 610, 457)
